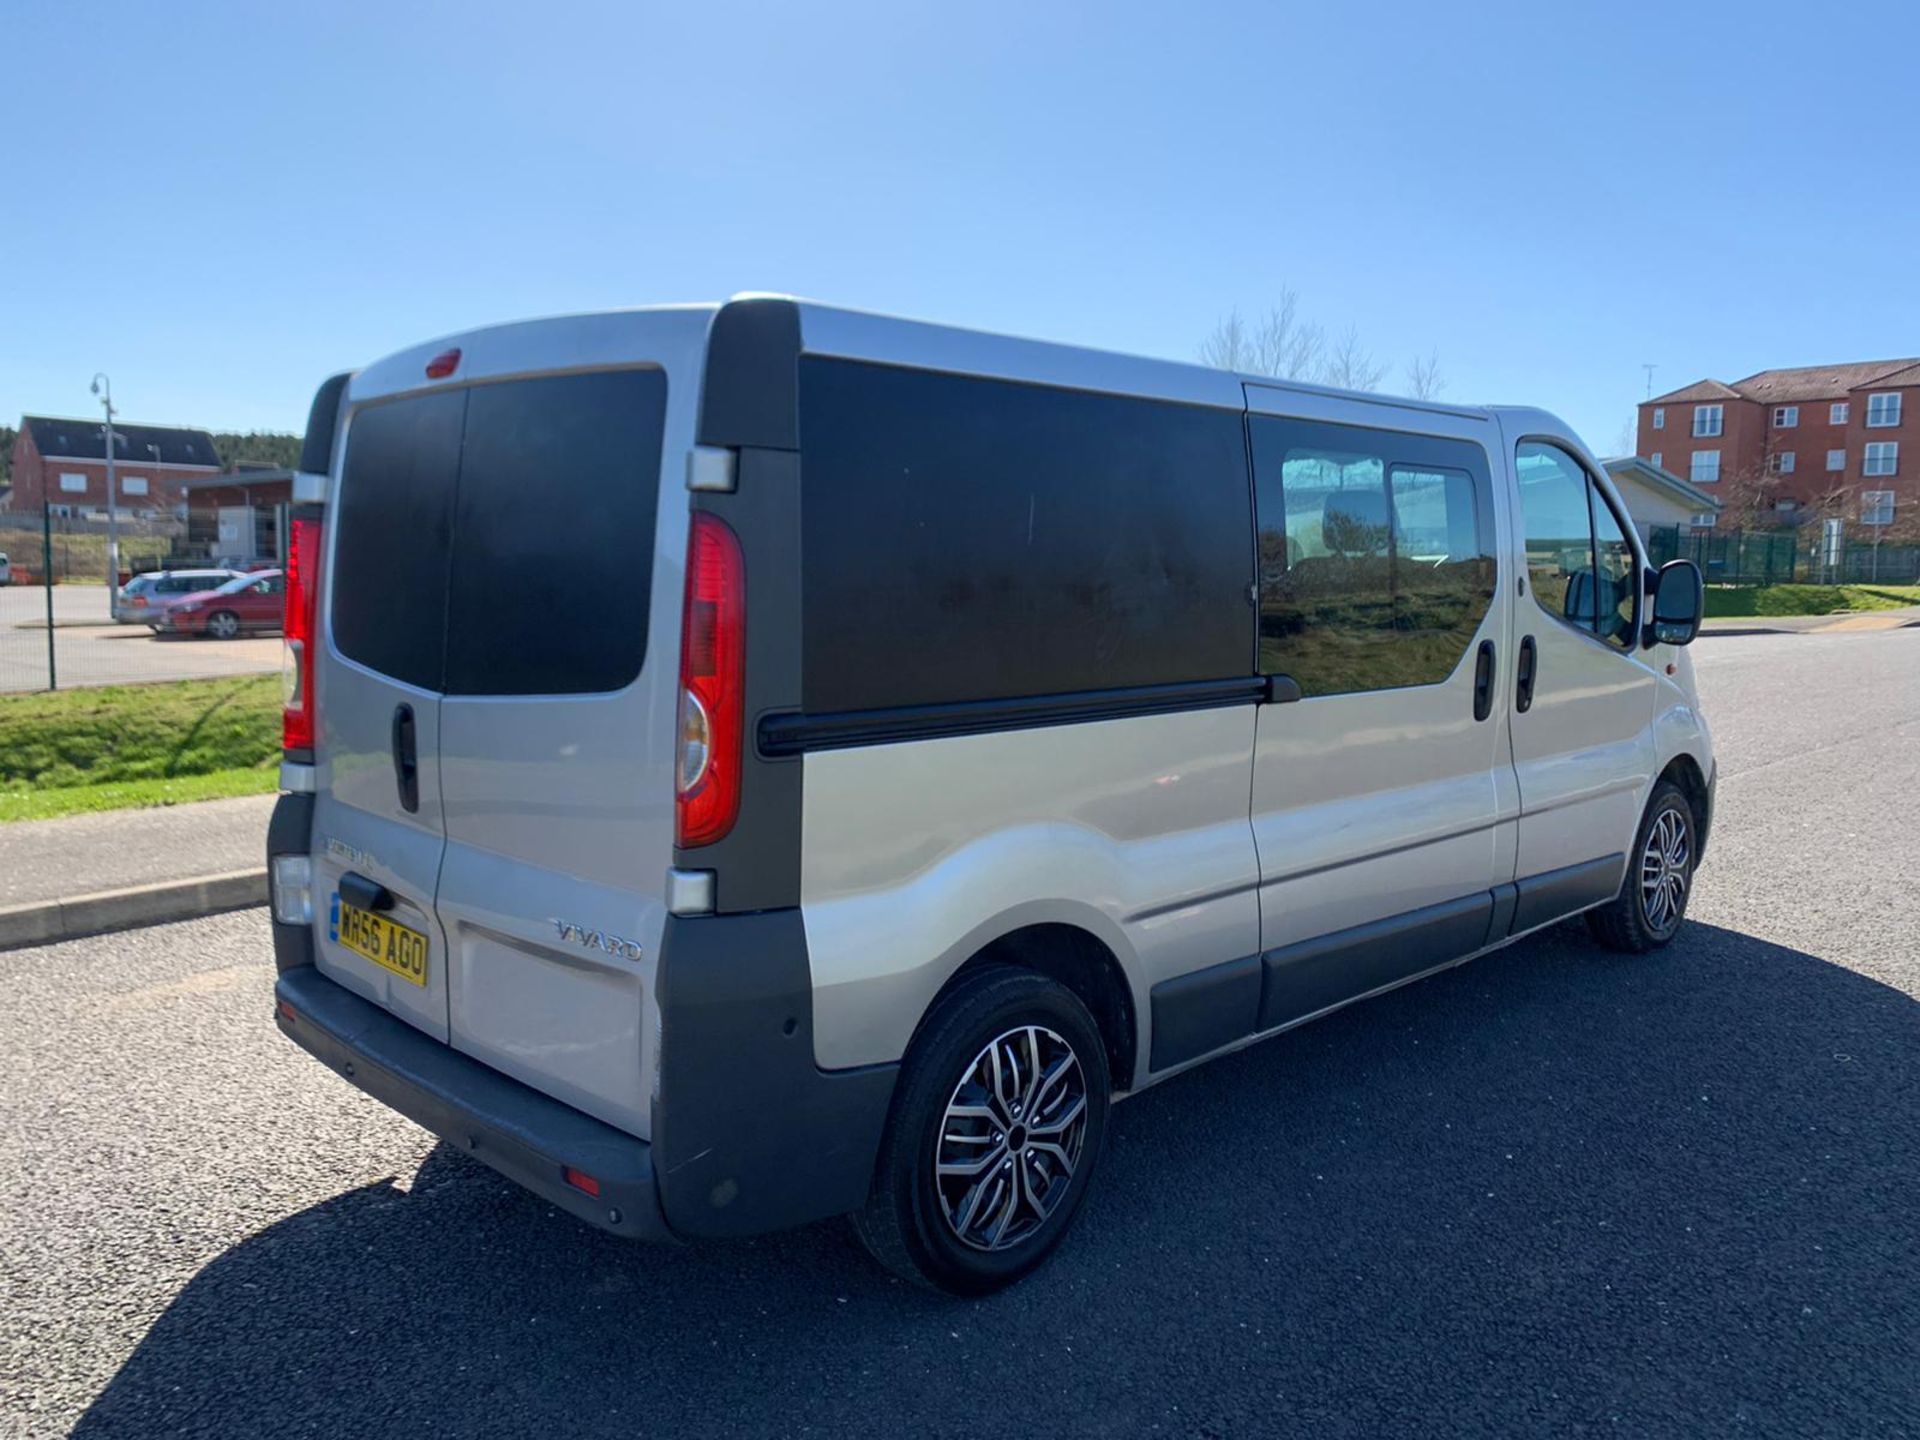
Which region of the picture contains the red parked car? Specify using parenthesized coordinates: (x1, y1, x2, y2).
(153, 569, 286, 639)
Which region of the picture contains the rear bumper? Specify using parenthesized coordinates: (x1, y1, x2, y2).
(274, 965, 671, 1241)
(268, 794, 897, 1245)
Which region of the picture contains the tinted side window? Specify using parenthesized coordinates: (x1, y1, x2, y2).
(333, 389, 464, 690)
(1515, 443, 1594, 628)
(797, 359, 1253, 712)
(1516, 441, 1639, 647)
(444, 369, 665, 695)
(1252, 417, 1495, 697)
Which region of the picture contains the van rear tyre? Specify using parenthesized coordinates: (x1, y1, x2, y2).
(1586, 780, 1696, 953)
(852, 967, 1110, 1295)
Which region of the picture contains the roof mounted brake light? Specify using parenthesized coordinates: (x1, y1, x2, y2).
(425, 348, 461, 379)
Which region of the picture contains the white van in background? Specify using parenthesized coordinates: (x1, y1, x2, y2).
(267, 296, 1714, 1294)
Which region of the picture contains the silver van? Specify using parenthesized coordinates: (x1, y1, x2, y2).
(268, 297, 1714, 1294)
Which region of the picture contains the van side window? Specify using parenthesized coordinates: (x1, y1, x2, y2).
(1251, 417, 1495, 697)
(1515, 441, 1639, 648)
(796, 358, 1254, 713)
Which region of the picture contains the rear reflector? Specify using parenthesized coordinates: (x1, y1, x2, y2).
(562, 1166, 602, 1198)
(675, 512, 745, 848)
(277, 999, 296, 1024)
(282, 517, 322, 751)
(425, 347, 461, 379)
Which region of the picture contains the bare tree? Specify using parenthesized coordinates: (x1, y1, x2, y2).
(1319, 325, 1387, 392)
(1203, 292, 1422, 395)
(1405, 349, 1446, 402)
(1198, 289, 1325, 380)
(1250, 290, 1325, 380)
(1197, 310, 1256, 371)
(1612, 419, 1637, 460)
(1714, 461, 1792, 531)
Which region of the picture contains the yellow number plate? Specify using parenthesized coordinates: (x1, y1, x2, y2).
(329, 894, 429, 987)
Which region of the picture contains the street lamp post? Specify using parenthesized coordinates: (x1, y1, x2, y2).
(89, 373, 118, 618)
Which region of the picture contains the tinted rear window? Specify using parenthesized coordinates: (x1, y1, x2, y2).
(797, 358, 1253, 713)
(444, 370, 665, 695)
(333, 388, 464, 690)
(331, 369, 665, 695)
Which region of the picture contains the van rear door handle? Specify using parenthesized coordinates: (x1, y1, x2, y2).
(391, 703, 420, 814)
(1515, 635, 1538, 714)
(1472, 640, 1496, 721)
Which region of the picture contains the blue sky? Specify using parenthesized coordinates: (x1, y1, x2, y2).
(7, 0, 1918, 453)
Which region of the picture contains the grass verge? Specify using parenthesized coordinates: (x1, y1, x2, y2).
(1704, 583, 1920, 619)
(0, 767, 277, 823)
(0, 674, 280, 823)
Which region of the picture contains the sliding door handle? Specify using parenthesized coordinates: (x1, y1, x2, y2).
(1515, 635, 1538, 714)
(1472, 640, 1496, 722)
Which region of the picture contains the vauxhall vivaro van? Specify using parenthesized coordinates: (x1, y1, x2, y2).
(267, 296, 1713, 1293)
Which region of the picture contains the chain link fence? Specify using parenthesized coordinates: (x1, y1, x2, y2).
(1646, 523, 1920, 587)
(1, 508, 285, 694)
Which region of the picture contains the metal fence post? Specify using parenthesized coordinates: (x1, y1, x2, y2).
(40, 502, 56, 691)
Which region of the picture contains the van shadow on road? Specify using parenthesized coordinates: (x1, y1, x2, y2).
(76, 924, 1920, 1438)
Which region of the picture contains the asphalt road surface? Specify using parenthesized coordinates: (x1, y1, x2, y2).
(2, 628, 1916, 1438)
(0, 585, 278, 693)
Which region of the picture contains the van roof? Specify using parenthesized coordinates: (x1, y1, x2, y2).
(346, 294, 1575, 446)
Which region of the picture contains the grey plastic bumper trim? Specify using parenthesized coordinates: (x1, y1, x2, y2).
(274, 966, 671, 1242)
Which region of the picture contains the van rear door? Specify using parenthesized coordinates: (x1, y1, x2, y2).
(429, 312, 705, 1142)
(312, 386, 466, 1042)
(314, 311, 707, 1138)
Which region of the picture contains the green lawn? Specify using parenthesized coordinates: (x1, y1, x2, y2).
(0, 674, 281, 823)
(1704, 584, 1920, 619)
(0, 767, 277, 823)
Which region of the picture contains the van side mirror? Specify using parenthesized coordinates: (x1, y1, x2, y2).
(1645, 559, 1704, 647)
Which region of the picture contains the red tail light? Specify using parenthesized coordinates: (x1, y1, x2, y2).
(425, 347, 461, 379)
(676, 512, 745, 848)
(283, 516, 322, 751)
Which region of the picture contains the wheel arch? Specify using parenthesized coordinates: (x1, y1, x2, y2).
(924, 920, 1141, 1093)
(1656, 750, 1713, 859)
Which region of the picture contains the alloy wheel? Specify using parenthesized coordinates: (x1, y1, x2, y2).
(934, 1025, 1089, 1253)
(1640, 806, 1691, 933)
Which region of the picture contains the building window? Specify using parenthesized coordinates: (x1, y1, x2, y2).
(1773, 406, 1798, 428)
(1827, 449, 1846, 472)
(1861, 491, 1895, 526)
(1649, 451, 1663, 469)
(59, 473, 86, 494)
(1689, 511, 1717, 529)
(1866, 393, 1902, 428)
(1652, 407, 1665, 430)
(1831, 402, 1849, 425)
(1774, 499, 1801, 514)
(1692, 404, 1723, 438)
(1768, 451, 1796, 475)
(122, 476, 149, 497)
(1690, 450, 1722, 484)
(1863, 441, 1899, 477)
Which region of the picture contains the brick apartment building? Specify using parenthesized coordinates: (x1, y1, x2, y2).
(1635, 358, 1918, 530)
(7, 416, 224, 517)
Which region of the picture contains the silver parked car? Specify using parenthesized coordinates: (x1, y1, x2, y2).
(267, 297, 1715, 1294)
(116, 569, 243, 626)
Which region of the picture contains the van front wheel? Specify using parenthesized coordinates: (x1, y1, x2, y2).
(1586, 780, 1696, 953)
(853, 968, 1110, 1295)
